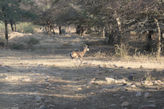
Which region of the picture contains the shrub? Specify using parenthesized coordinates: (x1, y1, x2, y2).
(0, 37, 5, 47)
(26, 37, 39, 45)
(115, 44, 129, 57)
(0, 23, 5, 33)
(144, 72, 155, 81)
(10, 43, 25, 50)
(16, 22, 35, 33)
(26, 37, 40, 49)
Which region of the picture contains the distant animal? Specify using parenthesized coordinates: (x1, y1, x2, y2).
(70, 45, 89, 60)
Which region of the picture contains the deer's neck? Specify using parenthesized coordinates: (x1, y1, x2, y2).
(82, 48, 87, 55)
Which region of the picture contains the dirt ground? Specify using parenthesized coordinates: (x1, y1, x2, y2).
(0, 33, 164, 109)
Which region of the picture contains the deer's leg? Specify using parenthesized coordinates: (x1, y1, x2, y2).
(79, 58, 83, 65)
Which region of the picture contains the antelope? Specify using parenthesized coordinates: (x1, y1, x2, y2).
(70, 45, 89, 60)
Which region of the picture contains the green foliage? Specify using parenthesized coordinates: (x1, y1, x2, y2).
(0, 23, 5, 33)
(10, 43, 25, 50)
(26, 37, 40, 45)
(0, 0, 20, 22)
(0, 37, 5, 47)
(10, 37, 39, 50)
(17, 23, 35, 33)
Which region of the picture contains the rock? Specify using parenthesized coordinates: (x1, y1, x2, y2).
(148, 100, 155, 103)
(48, 104, 55, 108)
(140, 104, 156, 109)
(136, 92, 142, 97)
(131, 84, 136, 88)
(116, 79, 127, 84)
(0, 75, 7, 79)
(113, 64, 117, 68)
(105, 77, 115, 84)
(11, 107, 19, 109)
(35, 96, 42, 102)
(90, 78, 96, 84)
(120, 87, 127, 91)
(144, 92, 151, 98)
(110, 104, 116, 107)
(39, 105, 47, 109)
(144, 81, 153, 86)
(121, 101, 130, 107)
(120, 96, 125, 99)
(108, 69, 114, 72)
(77, 87, 82, 90)
(140, 65, 143, 69)
(154, 80, 163, 85)
(128, 75, 134, 81)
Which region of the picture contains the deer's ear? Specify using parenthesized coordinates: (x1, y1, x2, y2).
(85, 44, 88, 47)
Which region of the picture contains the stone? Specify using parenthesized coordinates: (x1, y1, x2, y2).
(154, 80, 163, 85)
(35, 96, 42, 102)
(121, 101, 130, 107)
(77, 87, 82, 90)
(11, 107, 19, 109)
(144, 81, 153, 86)
(110, 104, 116, 107)
(144, 92, 151, 98)
(39, 105, 47, 109)
(105, 77, 115, 84)
(140, 65, 143, 69)
(120, 96, 125, 99)
(128, 75, 134, 81)
(131, 84, 136, 88)
(120, 87, 127, 91)
(140, 104, 156, 109)
(116, 79, 127, 84)
(136, 92, 142, 97)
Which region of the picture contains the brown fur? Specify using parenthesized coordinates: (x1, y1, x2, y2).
(70, 45, 89, 59)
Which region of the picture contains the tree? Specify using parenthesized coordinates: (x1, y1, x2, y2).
(0, 0, 35, 46)
(125, 0, 164, 56)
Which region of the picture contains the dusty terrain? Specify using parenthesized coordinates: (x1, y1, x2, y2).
(0, 33, 164, 109)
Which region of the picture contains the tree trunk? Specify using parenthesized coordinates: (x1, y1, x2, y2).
(114, 10, 122, 45)
(80, 26, 84, 36)
(116, 17, 122, 44)
(10, 20, 14, 31)
(102, 27, 105, 38)
(154, 18, 161, 58)
(14, 23, 17, 32)
(76, 25, 81, 34)
(59, 26, 61, 34)
(4, 20, 8, 47)
(145, 30, 153, 52)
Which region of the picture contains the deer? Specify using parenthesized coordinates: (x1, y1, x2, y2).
(70, 45, 89, 62)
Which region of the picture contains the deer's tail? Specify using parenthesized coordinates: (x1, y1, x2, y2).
(70, 52, 73, 59)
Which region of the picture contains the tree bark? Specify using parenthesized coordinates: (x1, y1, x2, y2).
(4, 20, 8, 46)
(59, 26, 62, 35)
(154, 18, 161, 58)
(114, 11, 122, 45)
(80, 26, 84, 36)
(102, 27, 105, 38)
(10, 20, 14, 31)
(145, 30, 153, 52)
(14, 23, 17, 32)
(116, 17, 122, 44)
(76, 25, 81, 34)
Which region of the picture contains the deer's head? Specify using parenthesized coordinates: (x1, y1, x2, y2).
(84, 45, 89, 51)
